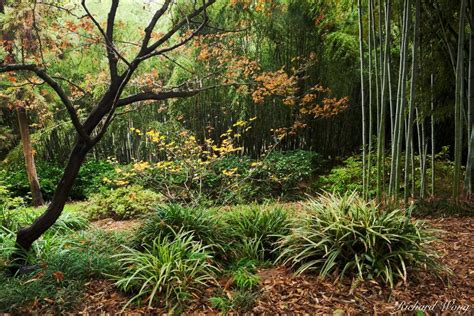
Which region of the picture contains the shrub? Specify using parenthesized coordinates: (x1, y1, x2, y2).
(1, 160, 117, 201)
(49, 212, 89, 234)
(135, 204, 225, 253)
(233, 266, 260, 290)
(276, 192, 445, 287)
(259, 150, 322, 194)
(224, 205, 290, 261)
(314, 156, 365, 194)
(112, 230, 217, 311)
(72, 160, 118, 199)
(316, 147, 457, 199)
(122, 149, 322, 204)
(0, 184, 26, 230)
(86, 185, 162, 220)
(209, 290, 258, 313)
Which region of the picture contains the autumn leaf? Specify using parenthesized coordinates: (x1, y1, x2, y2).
(52, 271, 65, 282)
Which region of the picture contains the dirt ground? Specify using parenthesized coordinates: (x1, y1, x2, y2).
(75, 216, 473, 315)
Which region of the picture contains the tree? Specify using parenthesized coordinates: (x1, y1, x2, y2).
(16, 102, 44, 206)
(0, 0, 44, 206)
(0, 0, 218, 269)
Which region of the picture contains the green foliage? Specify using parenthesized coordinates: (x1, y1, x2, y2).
(259, 150, 322, 194)
(219, 150, 323, 202)
(209, 267, 260, 315)
(73, 160, 118, 199)
(209, 289, 258, 313)
(49, 212, 89, 234)
(135, 204, 225, 254)
(1, 160, 117, 202)
(209, 295, 233, 313)
(0, 203, 87, 237)
(316, 148, 457, 199)
(0, 228, 126, 313)
(0, 183, 25, 225)
(129, 150, 322, 205)
(86, 185, 162, 220)
(233, 266, 260, 290)
(276, 192, 445, 287)
(223, 205, 290, 262)
(315, 156, 365, 194)
(112, 230, 217, 311)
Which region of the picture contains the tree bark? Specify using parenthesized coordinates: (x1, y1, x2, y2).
(14, 140, 89, 252)
(16, 106, 43, 207)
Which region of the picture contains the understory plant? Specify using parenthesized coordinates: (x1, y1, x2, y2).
(113, 229, 217, 311)
(0, 228, 126, 313)
(134, 204, 225, 253)
(223, 205, 290, 262)
(86, 185, 162, 220)
(276, 192, 445, 287)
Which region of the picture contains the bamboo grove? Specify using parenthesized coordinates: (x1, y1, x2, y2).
(357, 0, 474, 201)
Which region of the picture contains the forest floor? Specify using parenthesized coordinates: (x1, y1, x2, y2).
(75, 215, 474, 315)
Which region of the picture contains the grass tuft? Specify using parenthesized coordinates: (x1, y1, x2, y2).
(276, 192, 446, 287)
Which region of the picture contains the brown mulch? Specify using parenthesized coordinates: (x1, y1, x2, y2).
(91, 218, 142, 231)
(75, 216, 473, 315)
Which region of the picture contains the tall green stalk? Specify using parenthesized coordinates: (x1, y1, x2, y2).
(358, 0, 368, 199)
(454, 0, 466, 199)
(404, 0, 420, 204)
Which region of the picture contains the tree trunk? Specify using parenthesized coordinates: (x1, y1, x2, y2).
(11, 140, 90, 267)
(17, 106, 43, 207)
(454, 0, 466, 199)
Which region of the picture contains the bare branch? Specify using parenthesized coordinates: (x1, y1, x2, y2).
(141, 16, 208, 60)
(81, 0, 130, 75)
(117, 83, 247, 107)
(38, 2, 86, 19)
(139, 0, 172, 54)
(0, 64, 91, 143)
(106, 0, 120, 77)
(138, 0, 216, 60)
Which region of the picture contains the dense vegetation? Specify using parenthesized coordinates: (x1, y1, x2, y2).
(0, 0, 472, 314)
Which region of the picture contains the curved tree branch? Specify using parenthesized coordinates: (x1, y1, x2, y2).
(81, 0, 129, 76)
(137, 0, 216, 61)
(0, 64, 91, 143)
(117, 83, 248, 107)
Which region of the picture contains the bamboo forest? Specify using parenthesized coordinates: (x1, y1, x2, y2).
(0, 0, 473, 314)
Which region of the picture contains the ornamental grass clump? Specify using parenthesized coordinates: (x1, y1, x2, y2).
(277, 192, 445, 287)
(224, 205, 290, 261)
(112, 229, 217, 311)
(135, 204, 225, 254)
